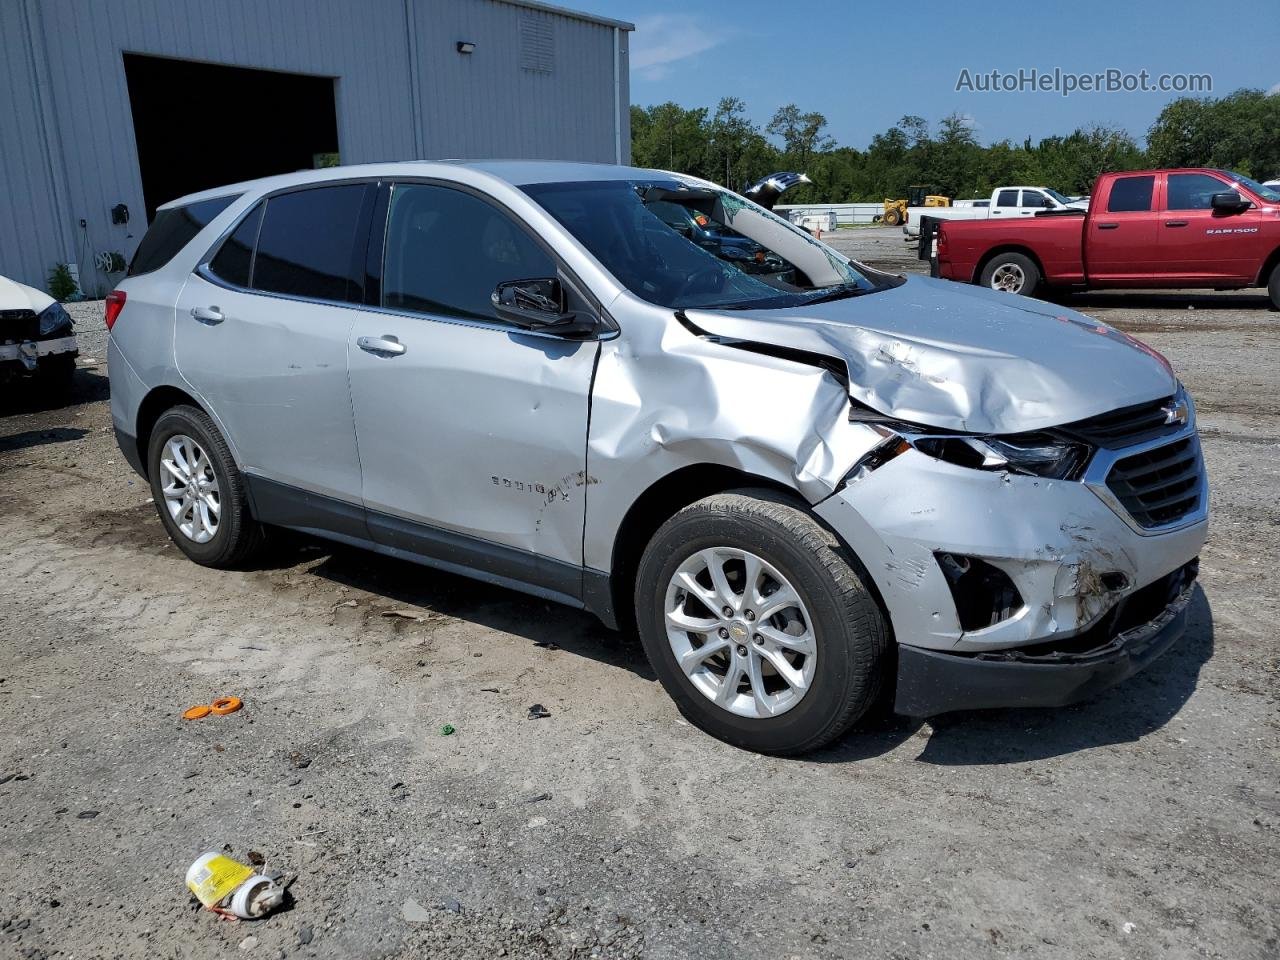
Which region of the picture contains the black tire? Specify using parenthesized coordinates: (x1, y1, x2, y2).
(979, 251, 1041, 295)
(1268, 262, 1280, 311)
(634, 489, 889, 755)
(883, 208, 902, 226)
(147, 404, 264, 568)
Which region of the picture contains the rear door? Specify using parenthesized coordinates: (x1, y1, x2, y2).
(175, 182, 373, 505)
(989, 188, 1021, 220)
(345, 181, 601, 583)
(1156, 171, 1262, 283)
(1086, 174, 1159, 284)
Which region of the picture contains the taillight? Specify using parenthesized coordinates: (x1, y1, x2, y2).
(936, 226, 948, 252)
(105, 290, 126, 331)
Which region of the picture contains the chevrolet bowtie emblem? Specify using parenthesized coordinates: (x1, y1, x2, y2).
(1162, 399, 1189, 426)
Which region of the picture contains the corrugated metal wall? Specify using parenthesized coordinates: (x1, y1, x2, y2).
(3, 0, 630, 294)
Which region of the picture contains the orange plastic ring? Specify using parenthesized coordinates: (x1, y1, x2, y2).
(182, 704, 211, 720)
(210, 696, 243, 715)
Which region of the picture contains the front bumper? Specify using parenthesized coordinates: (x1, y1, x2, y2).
(0, 335, 79, 370)
(894, 559, 1197, 716)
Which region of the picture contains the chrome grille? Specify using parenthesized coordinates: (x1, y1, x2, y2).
(1105, 435, 1204, 529)
(1059, 396, 1181, 448)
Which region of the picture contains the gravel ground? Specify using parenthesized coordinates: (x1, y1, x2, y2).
(1, 233, 1277, 959)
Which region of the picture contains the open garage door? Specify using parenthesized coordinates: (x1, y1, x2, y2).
(123, 54, 340, 221)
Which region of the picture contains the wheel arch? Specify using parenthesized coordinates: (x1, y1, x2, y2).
(1255, 245, 1280, 287)
(133, 385, 237, 479)
(973, 245, 1046, 286)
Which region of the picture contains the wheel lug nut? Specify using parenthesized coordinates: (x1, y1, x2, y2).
(753, 634, 764, 644)
(735, 645, 747, 657)
(718, 627, 729, 639)
(722, 606, 733, 618)
(744, 610, 755, 621)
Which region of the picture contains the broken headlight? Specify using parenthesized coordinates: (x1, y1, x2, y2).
(38, 302, 73, 336)
(910, 432, 1088, 480)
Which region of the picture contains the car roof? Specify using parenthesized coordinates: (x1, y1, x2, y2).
(157, 160, 676, 211)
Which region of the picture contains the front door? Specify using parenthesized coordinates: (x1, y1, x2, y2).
(1156, 171, 1262, 283)
(346, 182, 600, 585)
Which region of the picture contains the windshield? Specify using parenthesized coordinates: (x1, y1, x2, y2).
(1221, 170, 1280, 203)
(521, 178, 886, 310)
(1043, 188, 1074, 205)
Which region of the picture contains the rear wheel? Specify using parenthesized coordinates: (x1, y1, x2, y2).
(147, 405, 264, 568)
(980, 252, 1040, 295)
(883, 208, 902, 226)
(634, 490, 889, 755)
(1268, 262, 1280, 311)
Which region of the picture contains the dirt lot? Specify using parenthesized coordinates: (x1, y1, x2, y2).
(2, 228, 1277, 959)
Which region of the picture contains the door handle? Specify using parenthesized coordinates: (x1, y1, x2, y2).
(1096, 223, 1119, 230)
(190, 306, 224, 324)
(1165, 220, 1188, 227)
(357, 335, 406, 356)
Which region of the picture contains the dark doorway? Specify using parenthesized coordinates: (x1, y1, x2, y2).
(123, 54, 340, 221)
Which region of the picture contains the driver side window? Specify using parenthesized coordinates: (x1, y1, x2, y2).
(382, 183, 555, 322)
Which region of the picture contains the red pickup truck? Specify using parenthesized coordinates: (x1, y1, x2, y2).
(935, 168, 1280, 308)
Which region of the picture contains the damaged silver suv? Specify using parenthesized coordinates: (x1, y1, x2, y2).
(108, 162, 1207, 754)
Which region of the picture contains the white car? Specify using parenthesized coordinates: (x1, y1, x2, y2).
(1, 274, 78, 390)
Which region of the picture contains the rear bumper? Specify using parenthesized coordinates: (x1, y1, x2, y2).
(894, 561, 1197, 717)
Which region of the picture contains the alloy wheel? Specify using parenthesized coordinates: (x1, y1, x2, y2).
(989, 262, 1026, 292)
(159, 434, 221, 544)
(664, 547, 817, 719)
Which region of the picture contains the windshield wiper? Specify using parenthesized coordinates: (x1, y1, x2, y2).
(801, 283, 868, 305)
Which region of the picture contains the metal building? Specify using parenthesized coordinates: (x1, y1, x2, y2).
(3, 0, 632, 295)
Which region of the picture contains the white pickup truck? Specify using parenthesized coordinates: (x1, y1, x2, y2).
(903, 186, 1088, 237)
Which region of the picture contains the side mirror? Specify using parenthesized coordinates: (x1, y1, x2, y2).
(1211, 191, 1251, 213)
(491, 278, 595, 336)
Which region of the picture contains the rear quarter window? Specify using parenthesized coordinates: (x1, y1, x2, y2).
(128, 195, 239, 276)
(251, 185, 371, 303)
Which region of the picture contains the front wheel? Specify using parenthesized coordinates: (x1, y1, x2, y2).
(979, 252, 1040, 295)
(634, 490, 889, 755)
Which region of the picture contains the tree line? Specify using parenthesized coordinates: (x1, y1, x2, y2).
(629, 89, 1280, 203)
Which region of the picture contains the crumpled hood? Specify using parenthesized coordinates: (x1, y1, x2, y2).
(0, 275, 54, 314)
(683, 275, 1177, 435)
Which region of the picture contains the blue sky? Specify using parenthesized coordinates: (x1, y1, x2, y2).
(574, 0, 1279, 148)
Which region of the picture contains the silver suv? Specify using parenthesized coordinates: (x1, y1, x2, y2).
(108, 162, 1207, 754)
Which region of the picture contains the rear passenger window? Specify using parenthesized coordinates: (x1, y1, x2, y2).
(252, 185, 370, 303)
(208, 204, 263, 288)
(128, 194, 239, 276)
(381, 183, 556, 322)
(995, 190, 1019, 207)
(1107, 176, 1155, 213)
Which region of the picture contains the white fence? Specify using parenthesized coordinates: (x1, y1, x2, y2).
(774, 202, 885, 226)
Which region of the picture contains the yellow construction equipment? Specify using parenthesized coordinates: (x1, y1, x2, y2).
(881, 186, 950, 225)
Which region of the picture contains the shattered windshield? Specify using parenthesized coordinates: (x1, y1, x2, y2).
(522, 179, 886, 310)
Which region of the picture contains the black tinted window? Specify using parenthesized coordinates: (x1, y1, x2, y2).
(995, 189, 1019, 207)
(1021, 191, 1046, 208)
(1167, 173, 1229, 210)
(128, 195, 238, 275)
(253, 185, 369, 302)
(1107, 176, 1155, 213)
(382, 183, 555, 321)
(208, 203, 263, 287)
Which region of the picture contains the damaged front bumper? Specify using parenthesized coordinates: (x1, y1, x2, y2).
(893, 559, 1197, 716)
(0, 335, 78, 373)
